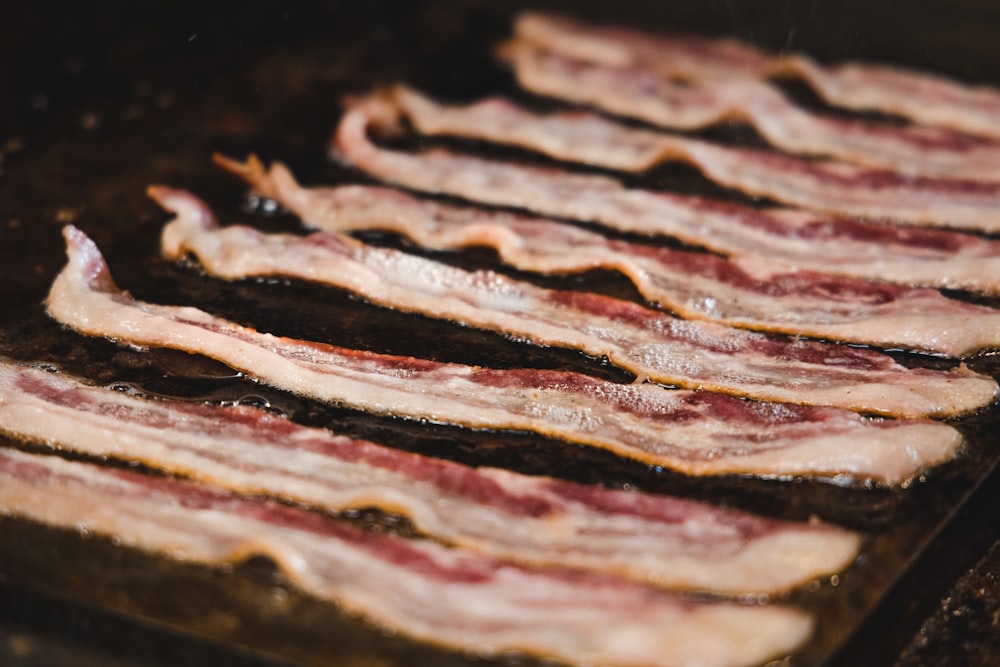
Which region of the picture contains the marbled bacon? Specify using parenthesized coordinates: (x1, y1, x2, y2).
(0, 446, 812, 667)
(0, 360, 859, 595)
(45, 226, 966, 482)
(218, 155, 1000, 357)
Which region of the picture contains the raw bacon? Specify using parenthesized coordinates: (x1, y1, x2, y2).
(332, 101, 1000, 293)
(0, 360, 860, 595)
(216, 155, 1000, 357)
(513, 12, 1000, 140)
(0, 446, 814, 667)
(370, 86, 1000, 232)
(501, 43, 1000, 182)
(154, 185, 998, 414)
(45, 226, 967, 482)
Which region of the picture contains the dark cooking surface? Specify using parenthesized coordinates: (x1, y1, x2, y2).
(1, 1, 998, 665)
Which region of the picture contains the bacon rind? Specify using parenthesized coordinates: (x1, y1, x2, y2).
(155, 185, 999, 414)
(332, 100, 1000, 293)
(45, 226, 966, 483)
(513, 12, 1000, 140)
(500, 42, 1000, 183)
(384, 85, 1000, 231)
(0, 360, 860, 595)
(0, 447, 814, 667)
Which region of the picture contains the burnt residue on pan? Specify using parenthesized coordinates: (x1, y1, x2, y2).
(1, 2, 998, 666)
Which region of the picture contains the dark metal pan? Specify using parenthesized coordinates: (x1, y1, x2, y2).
(0, 2, 997, 665)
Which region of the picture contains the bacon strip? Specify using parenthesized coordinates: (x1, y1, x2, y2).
(0, 447, 815, 667)
(770, 56, 1000, 142)
(45, 226, 966, 482)
(512, 12, 770, 82)
(501, 43, 1000, 182)
(216, 156, 1000, 358)
(0, 360, 860, 595)
(332, 101, 1000, 293)
(513, 12, 1000, 140)
(155, 185, 997, 415)
(372, 85, 1000, 232)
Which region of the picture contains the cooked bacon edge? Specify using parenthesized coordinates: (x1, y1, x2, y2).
(217, 155, 1000, 358)
(0, 360, 860, 595)
(0, 446, 815, 667)
(513, 12, 1000, 140)
(380, 85, 1000, 231)
(45, 226, 966, 482)
(155, 185, 998, 414)
(332, 100, 1000, 293)
(501, 42, 1000, 183)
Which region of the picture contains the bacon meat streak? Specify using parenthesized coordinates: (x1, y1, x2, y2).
(332, 103, 1000, 293)
(513, 12, 1000, 140)
(155, 186, 1000, 416)
(0, 361, 860, 595)
(0, 447, 814, 667)
(45, 226, 965, 482)
(217, 156, 1000, 357)
(501, 43, 1000, 183)
(380, 86, 1000, 232)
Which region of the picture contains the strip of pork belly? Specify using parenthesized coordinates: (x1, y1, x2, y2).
(372, 86, 1000, 232)
(501, 44, 1000, 183)
(513, 12, 1000, 140)
(0, 361, 860, 595)
(332, 101, 1000, 293)
(0, 449, 814, 667)
(155, 185, 996, 415)
(46, 227, 965, 482)
(216, 156, 1000, 357)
